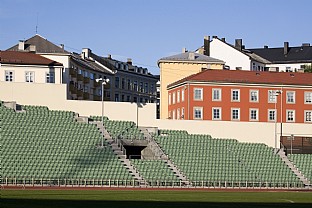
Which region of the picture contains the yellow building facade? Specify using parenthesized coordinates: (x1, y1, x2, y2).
(158, 51, 225, 119)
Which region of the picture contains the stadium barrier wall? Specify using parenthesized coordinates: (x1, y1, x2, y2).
(1, 81, 311, 148)
(1, 178, 306, 189)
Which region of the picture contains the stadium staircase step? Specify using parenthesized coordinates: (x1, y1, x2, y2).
(120, 158, 147, 185)
(140, 127, 192, 186)
(277, 150, 311, 186)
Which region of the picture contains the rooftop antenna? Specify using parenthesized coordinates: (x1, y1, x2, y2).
(35, 13, 39, 34)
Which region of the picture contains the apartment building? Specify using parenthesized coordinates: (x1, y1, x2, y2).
(158, 49, 225, 119)
(167, 70, 312, 124)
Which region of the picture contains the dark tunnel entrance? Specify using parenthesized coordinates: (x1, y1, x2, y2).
(123, 145, 146, 159)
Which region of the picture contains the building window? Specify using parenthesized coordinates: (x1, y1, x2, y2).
(304, 92, 312, 104)
(212, 108, 221, 120)
(177, 90, 180, 103)
(250, 90, 259, 102)
(194, 88, 203, 100)
(144, 83, 148, 93)
(115, 77, 120, 88)
(181, 89, 185, 102)
(46, 72, 55, 83)
(181, 107, 185, 120)
(25, 72, 34, 83)
(268, 109, 276, 122)
(84, 86, 88, 93)
(286, 91, 295, 104)
(286, 110, 295, 122)
(172, 92, 176, 104)
(133, 81, 138, 91)
(177, 108, 180, 120)
(250, 109, 259, 121)
(139, 82, 143, 92)
(121, 94, 125, 102)
(305, 111, 312, 122)
(231, 108, 240, 121)
(90, 73, 95, 80)
(268, 90, 277, 103)
(5, 71, 14, 82)
(150, 84, 154, 94)
(78, 69, 82, 74)
(115, 93, 119, 102)
(212, 88, 221, 101)
(231, 89, 240, 102)
(84, 71, 88, 77)
(168, 111, 171, 119)
(168, 93, 171, 105)
(127, 79, 131, 90)
(121, 78, 125, 89)
(172, 110, 176, 120)
(193, 107, 203, 120)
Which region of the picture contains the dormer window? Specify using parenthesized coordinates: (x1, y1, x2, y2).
(125, 65, 129, 70)
(115, 62, 119, 69)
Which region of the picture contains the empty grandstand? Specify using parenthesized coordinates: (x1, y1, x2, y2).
(1, 101, 311, 188)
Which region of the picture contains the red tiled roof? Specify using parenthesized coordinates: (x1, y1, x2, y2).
(168, 69, 312, 89)
(0, 51, 63, 66)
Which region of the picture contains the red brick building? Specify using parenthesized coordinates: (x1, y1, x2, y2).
(167, 70, 312, 123)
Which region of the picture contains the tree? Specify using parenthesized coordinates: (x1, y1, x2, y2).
(304, 64, 312, 73)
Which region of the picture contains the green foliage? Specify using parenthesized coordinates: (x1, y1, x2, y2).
(304, 64, 312, 73)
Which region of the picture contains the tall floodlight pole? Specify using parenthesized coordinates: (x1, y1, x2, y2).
(96, 78, 109, 148)
(274, 90, 282, 151)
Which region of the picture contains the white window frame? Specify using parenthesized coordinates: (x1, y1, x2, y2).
(5, 70, 14, 82)
(212, 107, 222, 120)
(231, 89, 240, 102)
(250, 90, 259, 102)
(172, 109, 176, 120)
(268, 109, 276, 122)
(249, 108, 259, 121)
(193, 107, 203, 120)
(286, 91, 296, 104)
(194, 88, 203, 101)
(181, 107, 185, 120)
(268, 90, 277, 103)
(181, 89, 185, 102)
(177, 90, 180, 103)
(25, 71, 34, 83)
(212, 88, 222, 101)
(286, 110, 295, 122)
(168, 111, 171, 119)
(172, 92, 176, 104)
(304, 92, 312, 104)
(46, 72, 55, 83)
(168, 93, 171, 105)
(177, 108, 180, 120)
(304, 110, 312, 123)
(231, 108, 240, 121)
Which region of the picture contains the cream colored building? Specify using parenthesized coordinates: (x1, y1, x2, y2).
(157, 50, 225, 119)
(0, 51, 63, 84)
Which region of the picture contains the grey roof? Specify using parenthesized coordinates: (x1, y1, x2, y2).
(158, 51, 225, 65)
(71, 53, 114, 75)
(248, 46, 312, 64)
(7, 34, 70, 54)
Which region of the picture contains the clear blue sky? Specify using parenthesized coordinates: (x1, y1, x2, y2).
(1, 0, 311, 75)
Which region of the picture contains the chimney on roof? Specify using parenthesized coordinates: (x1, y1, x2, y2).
(302, 43, 310, 47)
(221, 38, 226, 42)
(204, 36, 210, 56)
(18, 40, 25, 51)
(188, 52, 195, 60)
(60, 44, 64, 50)
(235, 39, 243, 51)
(284, 42, 289, 55)
(107, 54, 112, 59)
(127, 58, 132, 65)
(29, 45, 36, 52)
(182, 48, 187, 53)
(82, 48, 91, 58)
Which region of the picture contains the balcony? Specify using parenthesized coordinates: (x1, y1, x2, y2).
(69, 83, 77, 95)
(93, 94, 101, 101)
(77, 90, 83, 97)
(77, 74, 83, 82)
(83, 77, 90, 84)
(69, 68, 77, 77)
(83, 92, 90, 100)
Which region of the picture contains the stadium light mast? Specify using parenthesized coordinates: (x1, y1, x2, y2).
(96, 78, 109, 148)
(274, 90, 282, 151)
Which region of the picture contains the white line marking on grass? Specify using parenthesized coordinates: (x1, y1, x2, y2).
(281, 199, 295, 203)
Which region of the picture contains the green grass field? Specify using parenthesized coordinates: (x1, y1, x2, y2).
(2, 189, 312, 208)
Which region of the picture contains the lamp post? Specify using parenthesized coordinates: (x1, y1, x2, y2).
(96, 78, 109, 148)
(274, 90, 282, 151)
